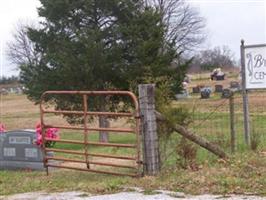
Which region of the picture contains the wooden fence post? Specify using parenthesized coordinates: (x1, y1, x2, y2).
(229, 94, 236, 153)
(138, 84, 160, 176)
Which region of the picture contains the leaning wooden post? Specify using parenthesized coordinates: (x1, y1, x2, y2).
(138, 84, 160, 176)
(229, 92, 236, 153)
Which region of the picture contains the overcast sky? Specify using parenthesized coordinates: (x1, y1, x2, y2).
(0, 0, 265, 77)
(189, 0, 266, 58)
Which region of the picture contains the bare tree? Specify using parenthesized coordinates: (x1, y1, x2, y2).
(6, 22, 41, 67)
(192, 46, 237, 70)
(145, 0, 206, 52)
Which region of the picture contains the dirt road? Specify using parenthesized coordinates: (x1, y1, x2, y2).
(1, 191, 265, 200)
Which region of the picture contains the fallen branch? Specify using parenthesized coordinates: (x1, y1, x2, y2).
(155, 111, 228, 159)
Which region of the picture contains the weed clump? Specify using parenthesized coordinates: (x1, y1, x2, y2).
(155, 80, 197, 169)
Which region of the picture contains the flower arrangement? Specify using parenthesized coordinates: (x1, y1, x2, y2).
(0, 123, 6, 133)
(35, 123, 59, 147)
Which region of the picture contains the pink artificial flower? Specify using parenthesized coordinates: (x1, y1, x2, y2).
(0, 123, 6, 133)
(36, 132, 43, 146)
(35, 123, 42, 145)
(46, 128, 59, 139)
(35, 122, 59, 146)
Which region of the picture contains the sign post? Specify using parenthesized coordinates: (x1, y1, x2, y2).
(240, 40, 266, 146)
(240, 40, 250, 145)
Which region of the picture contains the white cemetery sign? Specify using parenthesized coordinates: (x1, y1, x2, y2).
(241, 41, 266, 146)
(244, 44, 266, 89)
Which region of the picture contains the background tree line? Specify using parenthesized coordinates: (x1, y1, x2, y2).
(0, 76, 19, 85)
(189, 46, 237, 72)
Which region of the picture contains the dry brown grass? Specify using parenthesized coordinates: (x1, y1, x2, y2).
(0, 94, 134, 131)
(0, 94, 39, 129)
(0, 94, 65, 130)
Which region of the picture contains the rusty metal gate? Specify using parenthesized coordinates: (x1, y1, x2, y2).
(40, 91, 142, 177)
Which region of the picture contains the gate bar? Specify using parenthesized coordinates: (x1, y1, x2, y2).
(44, 124, 135, 133)
(46, 156, 137, 169)
(46, 148, 136, 160)
(40, 90, 139, 112)
(45, 138, 137, 148)
(83, 94, 90, 169)
(47, 164, 138, 177)
(43, 110, 133, 117)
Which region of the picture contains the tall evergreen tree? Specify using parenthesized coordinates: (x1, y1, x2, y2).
(21, 0, 180, 97)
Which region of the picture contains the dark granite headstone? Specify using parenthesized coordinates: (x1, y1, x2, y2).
(215, 85, 223, 93)
(230, 81, 241, 90)
(222, 89, 233, 98)
(0, 130, 45, 170)
(200, 87, 212, 99)
(192, 87, 200, 93)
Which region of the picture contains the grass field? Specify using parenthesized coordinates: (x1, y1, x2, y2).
(0, 93, 266, 196)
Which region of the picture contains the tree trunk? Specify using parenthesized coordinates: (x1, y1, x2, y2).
(99, 115, 109, 143)
(99, 97, 109, 143)
(155, 111, 228, 159)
